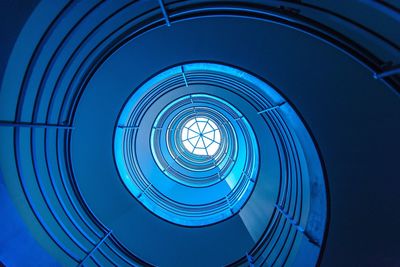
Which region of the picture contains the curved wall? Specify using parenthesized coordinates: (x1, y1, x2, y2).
(0, 1, 399, 266)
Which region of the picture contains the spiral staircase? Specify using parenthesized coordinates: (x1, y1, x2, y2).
(0, 1, 399, 266)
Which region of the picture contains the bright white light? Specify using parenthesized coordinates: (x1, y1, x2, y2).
(181, 117, 221, 156)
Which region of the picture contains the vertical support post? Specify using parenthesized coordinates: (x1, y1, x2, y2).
(257, 102, 287, 114)
(0, 121, 74, 129)
(158, 0, 171, 27)
(246, 252, 255, 267)
(117, 125, 139, 129)
(374, 66, 400, 79)
(275, 205, 320, 247)
(181, 66, 189, 87)
(77, 230, 112, 267)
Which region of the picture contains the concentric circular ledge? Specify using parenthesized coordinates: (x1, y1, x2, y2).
(0, 1, 336, 264)
(114, 64, 261, 227)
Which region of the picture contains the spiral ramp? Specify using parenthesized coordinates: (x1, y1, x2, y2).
(0, 1, 399, 266)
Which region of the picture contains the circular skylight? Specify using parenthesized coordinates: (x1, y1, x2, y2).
(155, 97, 242, 186)
(181, 117, 221, 156)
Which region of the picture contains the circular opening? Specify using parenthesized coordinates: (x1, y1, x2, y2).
(153, 95, 246, 186)
(180, 116, 221, 156)
(114, 62, 326, 232)
(115, 86, 258, 226)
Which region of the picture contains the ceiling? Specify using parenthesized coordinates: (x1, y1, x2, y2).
(0, 1, 399, 266)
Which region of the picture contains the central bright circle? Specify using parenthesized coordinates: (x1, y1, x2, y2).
(181, 117, 221, 156)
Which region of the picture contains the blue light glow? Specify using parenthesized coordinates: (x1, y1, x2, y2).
(114, 64, 263, 226)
